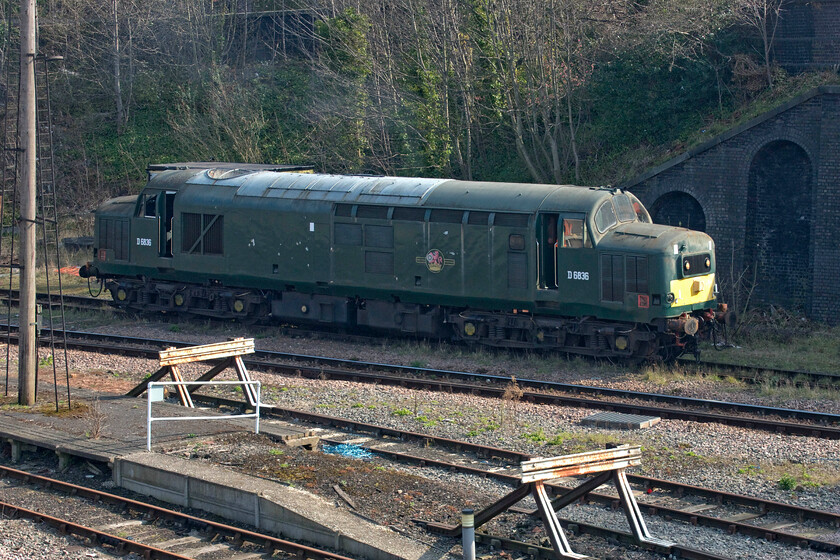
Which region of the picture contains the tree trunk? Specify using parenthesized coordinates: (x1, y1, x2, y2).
(112, 0, 124, 134)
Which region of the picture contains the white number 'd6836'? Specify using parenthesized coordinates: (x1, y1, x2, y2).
(567, 270, 589, 281)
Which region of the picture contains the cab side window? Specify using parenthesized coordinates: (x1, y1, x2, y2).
(144, 194, 158, 218)
(562, 218, 591, 248)
(594, 201, 617, 233)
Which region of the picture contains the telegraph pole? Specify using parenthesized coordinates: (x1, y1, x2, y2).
(18, 0, 37, 405)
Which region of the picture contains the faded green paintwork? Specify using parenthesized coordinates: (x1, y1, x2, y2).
(93, 169, 718, 325)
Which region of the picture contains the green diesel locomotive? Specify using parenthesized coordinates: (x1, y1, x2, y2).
(80, 163, 728, 359)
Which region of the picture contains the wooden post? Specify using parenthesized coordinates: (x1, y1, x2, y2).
(18, 0, 38, 406)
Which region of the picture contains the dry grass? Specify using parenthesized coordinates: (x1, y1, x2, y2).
(83, 396, 107, 439)
(736, 460, 840, 489)
(700, 309, 840, 374)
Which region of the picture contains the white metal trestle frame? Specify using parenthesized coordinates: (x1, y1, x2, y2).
(127, 338, 263, 451)
(428, 445, 674, 559)
(146, 379, 260, 451)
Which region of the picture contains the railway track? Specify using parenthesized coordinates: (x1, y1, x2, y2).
(3, 321, 838, 558)
(0, 289, 114, 312)
(11, 326, 840, 438)
(5, 289, 840, 385)
(186, 395, 840, 558)
(0, 463, 353, 560)
(682, 356, 840, 387)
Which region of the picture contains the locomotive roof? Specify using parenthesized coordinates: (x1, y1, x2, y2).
(147, 169, 612, 214)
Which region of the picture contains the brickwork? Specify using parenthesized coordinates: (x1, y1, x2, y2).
(625, 87, 840, 323)
(774, 0, 840, 70)
(649, 191, 706, 231)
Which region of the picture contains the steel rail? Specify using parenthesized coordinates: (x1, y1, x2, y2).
(418, 522, 728, 560)
(0, 499, 195, 560)
(469, 527, 728, 560)
(190, 394, 840, 554)
(7, 289, 840, 385)
(257, 361, 840, 435)
(0, 464, 355, 560)
(682, 356, 840, 385)
(0, 290, 112, 311)
(6, 325, 840, 438)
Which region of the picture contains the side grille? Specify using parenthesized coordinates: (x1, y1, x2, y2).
(601, 254, 624, 302)
(99, 218, 129, 260)
(626, 256, 648, 293)
(365, 251, 394, 275)
(508, 252, 528, 289)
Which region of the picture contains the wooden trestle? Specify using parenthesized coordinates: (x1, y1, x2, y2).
(127, 337, 257, 407)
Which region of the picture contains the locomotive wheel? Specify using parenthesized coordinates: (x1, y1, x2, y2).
(173, 293, 186, 308)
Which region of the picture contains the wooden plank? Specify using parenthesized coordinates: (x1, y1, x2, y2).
(159, 338, 254, 366)
(679, 503, 719, 514)
(761, 521, 798, 530)
(333, 484, 357, 509)
(521, 445, 640, 473)
(723, 512, 764, 522)
(520, 456, 641, 483)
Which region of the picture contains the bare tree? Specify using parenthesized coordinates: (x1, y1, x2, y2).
(731, 0, 788, 88)
(480, 0, 600, 183)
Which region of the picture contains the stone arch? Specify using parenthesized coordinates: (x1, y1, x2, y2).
(649, 191, 707, 232)
(744, 139, 812, 311)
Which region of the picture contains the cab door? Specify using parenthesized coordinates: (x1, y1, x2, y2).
(556, 213, 599, 313)
(159, 191, 175, 258)
(130, 189, 175, 269)
(536, 213, 559, 291)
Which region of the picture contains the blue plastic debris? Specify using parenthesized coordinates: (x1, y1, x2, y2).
(322, 443, 374, 459)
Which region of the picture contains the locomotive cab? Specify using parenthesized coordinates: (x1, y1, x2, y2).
(525, 188, 720, 358)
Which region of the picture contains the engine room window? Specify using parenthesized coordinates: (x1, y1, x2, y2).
(392, 207, 426, 221)
(334, 204, 353, 217)
(562, 219, 590, 248)
(494, 213, 529, 227)
(356, 205, 389, 219)
(594, 201, 617, 233)
(614, 194, 636, 222)
(467, 211, 490, 225)
(430, 209, 465, 223)
(509, 234, 525, 251)
(143, 194, 157, 218)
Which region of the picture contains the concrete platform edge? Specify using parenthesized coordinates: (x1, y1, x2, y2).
(113, 452, 431, 560)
